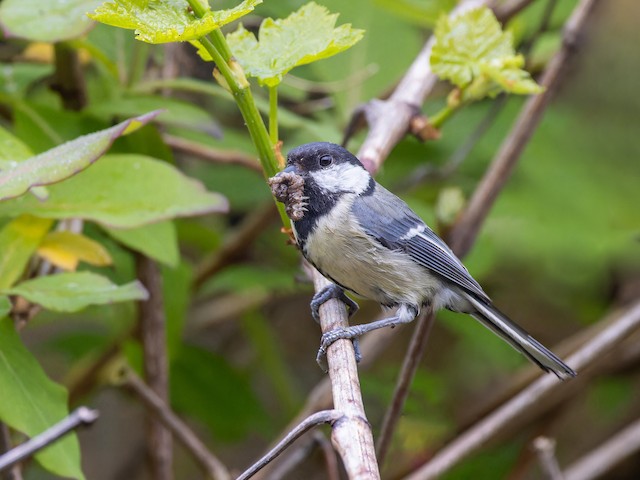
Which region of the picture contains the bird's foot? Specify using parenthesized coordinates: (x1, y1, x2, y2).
(310, 284, 359, 323)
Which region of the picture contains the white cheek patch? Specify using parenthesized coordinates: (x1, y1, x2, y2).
(310, 162, 370, 195)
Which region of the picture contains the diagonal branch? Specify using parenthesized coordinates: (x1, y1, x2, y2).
(403, 299, 640, 480)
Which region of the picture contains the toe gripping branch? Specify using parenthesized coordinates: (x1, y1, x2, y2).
(311, 284, 361, 370)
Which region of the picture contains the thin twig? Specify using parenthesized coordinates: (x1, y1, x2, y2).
(0, 408, 98, 474)
(237, 410, 343, 480)
(353, 0, 490, 173)
(137, 257, 172, 480)
(494, 0, 538, 22)
(377, 310, 436, 464)
(447, 0, 598, 257)
(164, 134, 262, 173)
(404, 299, 640, 480)
(563, 416, 640, 480)
(532, 436, 564, 480)
(122, 369, 231, 480)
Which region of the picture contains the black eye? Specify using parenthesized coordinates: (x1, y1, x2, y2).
(319, 155, 333, 168)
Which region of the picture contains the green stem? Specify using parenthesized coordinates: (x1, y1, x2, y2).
(429, 103, 458, 129)
(185, 0, 286, 223)
(268, 86, 278, 145)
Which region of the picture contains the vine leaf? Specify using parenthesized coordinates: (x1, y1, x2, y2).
(220, 2, 364, 87)
(0, 110, 161, 201)
(0, 317, 84, 479)
(2, 271, 148, 312)
(89, 0, 262, 44)
(430, 7, 543, 99)
(0, 154, 228, 229)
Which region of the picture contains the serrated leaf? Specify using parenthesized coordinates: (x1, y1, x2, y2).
(2, 271, 148, 312)
(223, 2, 364, 87)
(430, 7, 542, 98)
(0, 0, 102, 42)
(0, 317, 84, 479)
(0, 215, 53, 289)
(103, 221, 179, 267)
(0, 110, 161, 201)
(38, 231, 113, 271)
(90, 0, 262, 44)
(0, 154, 228, 228)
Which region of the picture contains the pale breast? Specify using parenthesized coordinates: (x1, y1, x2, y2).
(298, 198, 443, 307)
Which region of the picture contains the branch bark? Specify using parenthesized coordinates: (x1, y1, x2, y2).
(137, 256, 172, 480)
(403, 299, 640, 480)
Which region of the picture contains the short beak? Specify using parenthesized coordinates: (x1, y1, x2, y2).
(280, 164, 298, 175)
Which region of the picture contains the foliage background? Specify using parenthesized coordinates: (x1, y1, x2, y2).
(0, 0, 639, 479)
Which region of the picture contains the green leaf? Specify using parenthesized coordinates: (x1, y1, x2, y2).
(89, 0, 262, 44)
(0, 111, 161, 201)
(0, 154, 229, 228)
(0, 296, 10, 317)
(0, 124, 48, 199)
(0, 317, 84, 479)
(2, 271, 148, 312)
(0, 215, 53, 289)
(103, 221, 179, 267)
(0, 0, 102, 42)
(430, 7, 543, 99)
(223, 2, 364, 87)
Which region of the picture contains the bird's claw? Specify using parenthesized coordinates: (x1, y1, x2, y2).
(316, 328, 362, 371)
(310, 284, 359, 323)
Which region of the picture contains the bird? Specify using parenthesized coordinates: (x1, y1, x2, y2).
(269, 142, 576, 380)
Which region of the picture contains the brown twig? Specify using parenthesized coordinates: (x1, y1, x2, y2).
(237, 410, 343, 480)
(164, 134, 262, 173)
(563, 416, 640, 480)
(352, 0, 491, 173)
(532, 436, 564, 480)
(193, 202, 279, 290)
(376, 310, 436, 464)
(494, 0, 538, 22)
(122, 369, 231, 480)
(447, 0, 598, 257)
(51, 43, 87, 111)
(265, 431, 339, 480)
(137, 256, 172, 480)
(0, 424, 22, 480)
(404, 299, 640, 480)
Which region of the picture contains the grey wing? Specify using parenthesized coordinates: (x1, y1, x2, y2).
(351, 184, 489, 301)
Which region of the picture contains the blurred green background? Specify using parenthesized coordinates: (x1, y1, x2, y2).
(0, 0, 639, 479)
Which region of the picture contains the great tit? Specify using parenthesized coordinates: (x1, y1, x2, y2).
(270, 142, 575, 380)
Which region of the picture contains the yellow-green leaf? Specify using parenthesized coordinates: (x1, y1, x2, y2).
(430, 7, 543, 99)
(37, 231, 113, 271)
(2, 271, 148, 312)
(0, 215, 53, 289)
(0, 111, 161, 201)
(223, 2, 364, 87)
(0, 124, 48, 199)
(0, 317, 84, 479)
(89, 0, 262, 44)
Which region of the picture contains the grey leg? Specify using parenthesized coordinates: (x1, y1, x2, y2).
(310, 284, 359, 323)
(316, 304, 418, 370)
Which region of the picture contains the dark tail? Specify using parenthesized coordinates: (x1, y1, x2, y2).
(463, 293, 576, 380)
